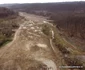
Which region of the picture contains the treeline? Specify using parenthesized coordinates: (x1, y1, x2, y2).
(0, 7, 18, 18)
(49, 12, 85, 39)
(7, 2, 85, 13)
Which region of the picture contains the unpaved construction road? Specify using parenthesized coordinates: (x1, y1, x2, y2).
(0, 12, 63, 70)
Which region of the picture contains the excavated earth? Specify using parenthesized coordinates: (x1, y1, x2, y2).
(0, 12, 63, 70)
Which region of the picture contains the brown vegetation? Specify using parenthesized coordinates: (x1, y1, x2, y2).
(0, 7, 19, 47)
(0, 7, 18, 18)
(6, 2, 85, 40)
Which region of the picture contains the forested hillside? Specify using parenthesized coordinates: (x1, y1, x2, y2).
(0, 7, 21, 47)
(0, 7, 17, 18)
(5, 2, 85, 40)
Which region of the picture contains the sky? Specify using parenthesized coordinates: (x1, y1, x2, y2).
(0, 0, 84, 4)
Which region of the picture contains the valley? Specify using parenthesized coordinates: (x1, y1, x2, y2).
(0, 2, 85, 70)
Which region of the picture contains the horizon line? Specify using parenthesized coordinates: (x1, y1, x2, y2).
(0, 1, 85, 4)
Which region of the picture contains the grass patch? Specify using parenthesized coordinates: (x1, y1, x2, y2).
(0, 39, 12, 48)
(42, 24, 51, 36)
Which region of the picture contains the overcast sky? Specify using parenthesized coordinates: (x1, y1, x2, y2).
(0, 0, 84, 4)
